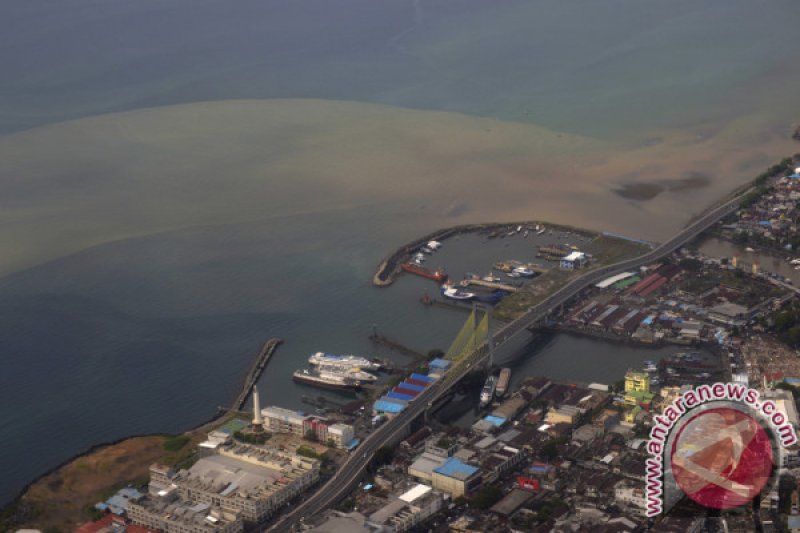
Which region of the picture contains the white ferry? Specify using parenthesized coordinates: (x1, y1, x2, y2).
(308, 352, 381, 372)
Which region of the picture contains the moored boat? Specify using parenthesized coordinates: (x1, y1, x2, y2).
(293, 369, 362, 392)
(441, 283, 476, 301)
(316, 365, 378, 382)
(496, 368, 511, 397)
(480, 375, 497, 407)
(401, 262, 448, 282)
(309, 352, 382, 372)
(512, 266, 536, 278)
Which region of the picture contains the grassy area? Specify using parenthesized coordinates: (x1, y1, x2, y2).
(2, 413, 248, 532)
(584, 235, 651, 266)
(494, 235, 650, 322)
(493, 269, 574, 322)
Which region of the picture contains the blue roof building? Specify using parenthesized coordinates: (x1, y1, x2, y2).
(386, 390, 415, 402)
(432, 457, 482, 497)
(373, 399, 406, 415)
(399, 382, 425, 393)
(429, 358, 452, 371)
(434, 457, 479, 479)
(410, 373, 435, 383)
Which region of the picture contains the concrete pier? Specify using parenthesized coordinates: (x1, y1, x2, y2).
(232, 338, 283, 411)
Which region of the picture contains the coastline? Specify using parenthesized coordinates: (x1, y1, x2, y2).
(0, 338, 281, 530)
(373, 220, 596, 286)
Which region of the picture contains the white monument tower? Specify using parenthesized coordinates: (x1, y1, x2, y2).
(251, 385, 264, 431)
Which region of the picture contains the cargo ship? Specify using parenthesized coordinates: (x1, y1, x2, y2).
(479, 375, 497, 407)
(309, 352, 382, 372)
(293, 369, 362, 392)
(401, 262, 448, 282)
(496, 368, 511, 397)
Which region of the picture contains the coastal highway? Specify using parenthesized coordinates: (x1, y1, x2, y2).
(265, 191, 745, 532)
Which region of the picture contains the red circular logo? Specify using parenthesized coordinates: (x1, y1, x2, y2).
(671, 407, 773, 509)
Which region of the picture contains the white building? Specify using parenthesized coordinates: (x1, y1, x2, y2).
(148, 444, 320, 524)
(614, 483, 647, 516)
(367, 484, 444, 532)
(128, 497, 243, 533)
(560, 251, 587, 270)
(261, 405, 354, 448)
(328, 423, 354, 448)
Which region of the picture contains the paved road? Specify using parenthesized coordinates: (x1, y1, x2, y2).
(265, 191, 744, 532)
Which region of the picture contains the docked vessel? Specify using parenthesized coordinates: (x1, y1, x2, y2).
(427, 240, 443, 250)
(482, 273, 502, 283)
(401, 262, 448, 282)
(317, 365, 378, 382)
(473, 289, 507, 305)
(309, 352, 381, 372)
(496, 368, 511, 397)
(480, 375, 497, 407)
(293, 369, 362, 392)
(512, 266, 536, 278)
(441, 283, 476, 301)
(643, 360, 657, 373)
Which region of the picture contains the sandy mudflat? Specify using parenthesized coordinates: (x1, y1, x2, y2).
(0, 98, 796, 277)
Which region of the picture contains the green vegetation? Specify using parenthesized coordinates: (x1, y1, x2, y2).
(770, 302, 800, 348)
(469, 485, 503, 509)
(296, 446, 327, 460)
(233, 431, 271, 445)
(370, 446, 394, 469)
(435, 437, 453, 450)
(541, 439, 559, 461)
(586, 235, 651, 267)
(304, 429, 319, 443)
(678, 257, 702, 272)
(533, 498, 568, 523)
(752, 157, 797, 188)
(426, 348, 445, 361)
(84, 504, 105, 522)
(162, 435, 190, 452)
(334, 498, 355, 512)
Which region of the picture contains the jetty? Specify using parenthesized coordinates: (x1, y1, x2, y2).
(460, 279, 519, 292)
(232, 338, 283, 411)
(369, 333, 425, 360)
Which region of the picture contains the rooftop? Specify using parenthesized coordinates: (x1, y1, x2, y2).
(433, 457, 479, 480)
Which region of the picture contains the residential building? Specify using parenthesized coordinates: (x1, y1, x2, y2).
(367, 484, 444, 531)
(261, 405, 354, 448)
(431, 458, 482, 497)
(127, 497, 243, 533)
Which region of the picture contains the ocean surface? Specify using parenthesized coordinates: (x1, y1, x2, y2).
(2, 0, 800, 506)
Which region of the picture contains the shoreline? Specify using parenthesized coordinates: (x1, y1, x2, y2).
(372, 220, 597, 286)
(0, 339, 283, 528)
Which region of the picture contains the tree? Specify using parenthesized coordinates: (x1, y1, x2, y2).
(371, 446, 394, 467)
(541, 439, 559, 461)
(470, 486, 503, 509)
(427, 349, 445, 361)
(679, 258, 702, 272)
(610, 379, 626, 393)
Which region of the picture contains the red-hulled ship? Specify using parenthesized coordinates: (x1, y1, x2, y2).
(401, 262, 448, 282)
